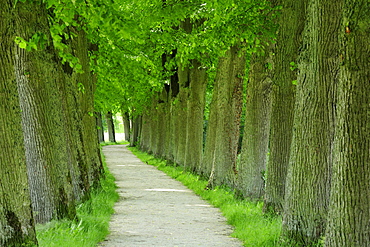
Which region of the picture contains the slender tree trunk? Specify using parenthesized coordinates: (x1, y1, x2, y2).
(201, 46, 245, 188)
(325, 2, 370, 246)
(121, 111, 131, 142)
(0, 2, 38, 245)
(130, 114, 141, 147)
(282, 0, 340, 244)
(237, 51, 272, 200)
(96, 112, 104, 143)
(263, 0, 303, 214)
(106, 111, 116, 142)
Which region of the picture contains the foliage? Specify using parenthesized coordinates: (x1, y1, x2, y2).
(128, 146, 282, 247)
(36, 152, 119, 247)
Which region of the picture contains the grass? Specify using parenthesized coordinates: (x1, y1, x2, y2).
(128, 146, 282, 247)
(36, 150, 119, 247)
(100, 140, 129, 146)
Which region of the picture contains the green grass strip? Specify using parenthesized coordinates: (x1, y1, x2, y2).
(128, 146, 282, 247)
(36, 150, 119, 247)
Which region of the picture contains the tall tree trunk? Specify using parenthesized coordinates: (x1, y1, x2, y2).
(201, 46, 245, 188)
(155, 89, 169, 157)
(282, 0, 340, 244)
(140, 112, 151, 152)
(121, 110, 131, 142)
(130, 114, 141, 147)
(174, 66, 190, 166)
(325, 2, 370, 246)
(96, 112, 105, 143)
(74, 30, 103, 188)
(263, 0, 303, 214)
(106, 111, 116, 142)
(184, 60, 207, 172)
(0, 2, 38, 245)
(14, 1, 76, 223)
(237, 51, 272, 200)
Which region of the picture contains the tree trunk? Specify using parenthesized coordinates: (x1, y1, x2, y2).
(0, 2, 38, 245)
(201, 46, 245, 188)
(96, 112, 105, 143)
(184, 60, 207, 172)
(174, 67, 190, 166)
(14, 1, 76, 223)
(74, 30, 103, 188)
(140, 112, 151, 152)
(237, 51, 272, 200)
(263, 0, 303, 214)
(282, 0, 340, 244)
(325, 2, 370, 246)
(106, 111, 116, 142)
(121, 111, 131, 142)
(130, 114, 141, 147)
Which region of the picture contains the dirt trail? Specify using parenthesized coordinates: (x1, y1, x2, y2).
(99, 145, 242, 247)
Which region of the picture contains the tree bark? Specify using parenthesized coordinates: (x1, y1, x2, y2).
(237, 51, 272, 200)
(96, 112, 105, 143)
(14, 1, 76, 223)
(201, 46, 245, 188)
(263, 0, 303, 214)
(282, 0, 340, 244)
(74, 29, 103, 189)
(0, 2, 38, 245)
(184, 60, 207, 172)
(106, 111, 116, 143)
(121, 111, 131, 142)
(325, 2, 370, 246)
(130, 114, 141, 147)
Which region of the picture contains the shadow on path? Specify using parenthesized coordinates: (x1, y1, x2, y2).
(99, 145, 242, 247)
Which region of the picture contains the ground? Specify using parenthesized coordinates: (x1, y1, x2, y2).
(99, 145, 242, 247)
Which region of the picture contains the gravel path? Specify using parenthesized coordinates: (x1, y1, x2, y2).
(99, 145, 242, 247)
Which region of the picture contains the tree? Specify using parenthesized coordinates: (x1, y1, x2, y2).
(14, 0, 76, 223)
(106, 111, 116, 143)
(325, 1, 370, 245)
(263, 0, 303, 214)
(0, 2, 38, 245)
(237, 50, 272, 200)
(282, 0, 341, 244)
(201, 46, 246, 187)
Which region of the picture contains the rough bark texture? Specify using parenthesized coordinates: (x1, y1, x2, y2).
(263, 0, 303, 214)
(130, 115, 141, 147)
(106, 111, 116, 143)
(174, 67, 190, 166)
(184, 60, 207, 172)
(96, 112, 105, 143)
(122, 111, 131, 142)
(73, 29, 103, 189)
(14, 1, 76, 223)
(0, 2, 38, 245)
(282, 0, 340, 244)
(238, 51, 272, 200)
(325, 2, 370, 246)
(201, 46, 245, 188)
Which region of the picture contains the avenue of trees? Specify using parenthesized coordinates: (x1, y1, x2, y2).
(0, 0, 369, 246)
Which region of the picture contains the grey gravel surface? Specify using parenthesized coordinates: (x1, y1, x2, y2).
(99, 145, 242, 247)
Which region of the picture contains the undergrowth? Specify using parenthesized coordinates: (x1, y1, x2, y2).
(128, 146, 282, 247)
(36, 151, 119, 247)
